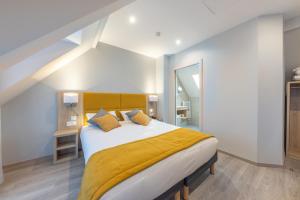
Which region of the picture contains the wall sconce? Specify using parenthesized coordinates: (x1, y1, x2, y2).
(148, 95, 159, 102)
(149, 108, 155, 117)
(148, 95, 158, 118)
(63, 92, 79, 122)
(63, 92, 79, 106)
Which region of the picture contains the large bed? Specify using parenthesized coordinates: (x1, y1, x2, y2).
(81, 120, 217, 200)
(79, 92, 218, 200)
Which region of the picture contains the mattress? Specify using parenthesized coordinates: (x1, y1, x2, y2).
(80, 120, 218, 200)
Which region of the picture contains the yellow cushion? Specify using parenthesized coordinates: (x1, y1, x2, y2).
(93, 114, 121, 132)
(131, 111, 151, 126)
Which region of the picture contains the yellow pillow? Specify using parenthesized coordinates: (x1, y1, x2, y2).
(93, 114, 121, 132)
(131, 111, 151, 126)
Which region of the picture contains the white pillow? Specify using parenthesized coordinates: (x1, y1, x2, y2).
(86, 113, 96, 120)
(86, 111, 117, 120)
(120, 110, 143, 121)
(108, 111, 117, 118)
(120, 111, 130, 121)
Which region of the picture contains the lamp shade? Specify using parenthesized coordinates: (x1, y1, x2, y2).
(63, 92, 78, 104)
(148, 95, 158, 102)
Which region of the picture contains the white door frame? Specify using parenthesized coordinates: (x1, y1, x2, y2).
(173, 59, 204, 131)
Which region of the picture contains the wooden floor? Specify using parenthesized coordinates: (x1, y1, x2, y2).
(0, 152, 299, 200)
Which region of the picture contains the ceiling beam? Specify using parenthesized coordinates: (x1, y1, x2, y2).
(0, 19, 108, 105)
(92, 17, 109, 48)
(0, 0, 135, 71)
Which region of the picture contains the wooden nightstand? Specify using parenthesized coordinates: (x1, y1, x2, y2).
(53, 129, 79, 164)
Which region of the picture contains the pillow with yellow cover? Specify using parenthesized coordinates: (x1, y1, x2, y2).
(93, 114, 121, 132)
(126, 110, 151, 126)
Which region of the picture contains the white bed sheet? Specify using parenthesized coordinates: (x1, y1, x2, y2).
(80, 120, 218, 200)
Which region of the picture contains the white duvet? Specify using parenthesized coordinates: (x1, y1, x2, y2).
(80, 120, 218, 200)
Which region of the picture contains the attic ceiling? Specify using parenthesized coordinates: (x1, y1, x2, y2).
(101, 0, 300, 58)
(1, 0, 300, 105)
(0, 0, 135, 105)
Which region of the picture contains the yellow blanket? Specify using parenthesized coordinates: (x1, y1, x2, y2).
(78, 128, 212, 200)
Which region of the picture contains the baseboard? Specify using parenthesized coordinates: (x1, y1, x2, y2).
(3, 149, 283, 173)
(256, 162, 284, 168)
(218, 150, 284, 168)
(3, 151, 84, 172)
(3, 155, 52, 172)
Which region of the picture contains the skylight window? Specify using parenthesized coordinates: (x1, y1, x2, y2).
(192, 74, 200, 88)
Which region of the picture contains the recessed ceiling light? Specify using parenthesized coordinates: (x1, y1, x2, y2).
(129, 15, 136, 24)
(176, 39, 182, 46)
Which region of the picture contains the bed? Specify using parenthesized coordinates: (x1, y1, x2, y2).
(79, 92, 218, 200)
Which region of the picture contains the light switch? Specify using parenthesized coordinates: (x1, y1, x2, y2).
(71, 116, 77, 121)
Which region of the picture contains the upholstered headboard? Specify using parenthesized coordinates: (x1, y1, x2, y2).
(83, 92, 148, 125)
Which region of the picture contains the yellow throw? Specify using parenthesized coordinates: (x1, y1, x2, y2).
(78, 128, 212, 200)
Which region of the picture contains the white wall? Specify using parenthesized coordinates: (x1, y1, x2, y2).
(285, 27, 300, 82)
(0, 107, 3, 183)
(166, 15, 284, 165)
(156, 56, 169, 121)
(257, 15, 284, 165)
(1, 43, 156, 165)
(168, 19, 259, 162)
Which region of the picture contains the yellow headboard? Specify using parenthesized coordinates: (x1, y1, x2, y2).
(83, 92, 148, 125)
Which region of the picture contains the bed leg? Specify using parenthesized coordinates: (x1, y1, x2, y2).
(175, 191, 181, 200)
(183, 185, 189, 200)
(210, 162, 215, 175)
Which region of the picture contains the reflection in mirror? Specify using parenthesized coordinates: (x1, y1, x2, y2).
(175, 64, 201, 131)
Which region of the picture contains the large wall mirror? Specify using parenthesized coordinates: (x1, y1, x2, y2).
(175, 62, 203, 131)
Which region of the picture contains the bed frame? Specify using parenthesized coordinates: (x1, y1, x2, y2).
(155, 152, 217, 200)
(80, 92, 217, 200)
(82, 92, 148, 125)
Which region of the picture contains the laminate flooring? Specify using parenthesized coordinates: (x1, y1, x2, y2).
(0, 152, 299, 200)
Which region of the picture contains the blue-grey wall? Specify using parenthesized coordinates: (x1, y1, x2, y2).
(2, 43, 156, 165)
(166, 15, 284, 165)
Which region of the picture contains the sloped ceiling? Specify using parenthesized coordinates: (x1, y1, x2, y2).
(0, 19, 108, 105)
(0, 0, 135, 70)
(0, 40, 78, 93)
(101, 0, 300, 58)
(176, 65, 200, 98)
(0, 0, 135, 105)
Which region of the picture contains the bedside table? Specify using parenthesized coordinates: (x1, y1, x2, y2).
(53, 129, 79, 164)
